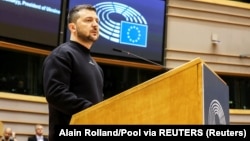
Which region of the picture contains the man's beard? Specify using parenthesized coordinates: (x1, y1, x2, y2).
(77, 29, 99, 42)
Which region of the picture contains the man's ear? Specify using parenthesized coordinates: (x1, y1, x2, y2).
(68, 23, 76, 32)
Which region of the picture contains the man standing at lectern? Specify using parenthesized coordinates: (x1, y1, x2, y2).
(42, 4, 104, 141)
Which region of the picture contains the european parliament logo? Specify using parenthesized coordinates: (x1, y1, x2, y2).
(94, 2, 148, 48)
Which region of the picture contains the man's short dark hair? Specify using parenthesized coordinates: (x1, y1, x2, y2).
(67, 4, 96, 23)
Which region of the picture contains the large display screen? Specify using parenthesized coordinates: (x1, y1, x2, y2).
(0, 0, 62, 47)
(67, 0, 166, 64)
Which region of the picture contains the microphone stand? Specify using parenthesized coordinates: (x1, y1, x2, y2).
(113, 48, 167, 71)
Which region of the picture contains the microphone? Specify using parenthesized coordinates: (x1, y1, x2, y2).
(112, 48, 167, 70)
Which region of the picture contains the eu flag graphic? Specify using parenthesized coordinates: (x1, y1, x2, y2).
(120, 21, 148, 47)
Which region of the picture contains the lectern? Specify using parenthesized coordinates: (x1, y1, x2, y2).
(70, 58, 229, 125)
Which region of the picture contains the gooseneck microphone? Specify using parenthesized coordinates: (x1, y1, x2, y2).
(112, 48, 167, 71)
